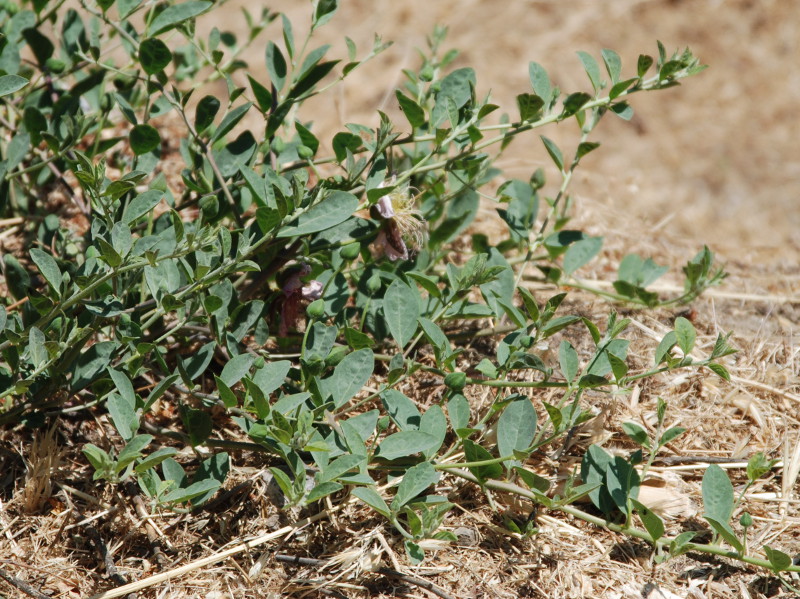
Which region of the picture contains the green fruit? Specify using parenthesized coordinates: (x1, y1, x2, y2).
(339, 243, 360, 261)
(297, 145, 314, 159)
(45, 58, 66, 73)
(444, 371, 466, 392)
(325, 345, 348, 368)
(306, 298, 325, 319)
(366, 272, 381, 294)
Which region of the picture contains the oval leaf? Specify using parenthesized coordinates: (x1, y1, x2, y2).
(29, 248, 61, 294)
(0, 74, 29, 97)
(129, 124, 161, 155)
(384, 279, 419, 348)
(277, 191, 358, 237)
(497, 398, 537, 459)
(123, 190, 164, 224)
(139, 37, 172, 75)
(149, 0, 212, 36)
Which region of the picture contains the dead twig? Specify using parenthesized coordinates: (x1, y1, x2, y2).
(85, 524, 129, 588)
(0, 567, 51, 599)
(274, 553, 457, 599)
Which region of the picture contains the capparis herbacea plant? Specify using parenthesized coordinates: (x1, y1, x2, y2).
(1, 0, 794, 582)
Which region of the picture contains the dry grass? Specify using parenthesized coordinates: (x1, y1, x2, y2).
(2, 0, 799, 598)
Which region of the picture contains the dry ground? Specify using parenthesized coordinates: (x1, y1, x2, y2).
(2, 1, 799, 598)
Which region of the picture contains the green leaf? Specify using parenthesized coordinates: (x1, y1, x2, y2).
(447, 394, 470, 432)
(497, 398, 536, 460)
(382, 389, 421, 431)
(352, 486, 391, 519)
(116, 434, 153, 473)
(563, 236, 602, 275)
(179, 341, 216, 382)
(214, 131, 257, 178)
(375, 431, 438, 461)
(123, 190, 163, 224)
(252, 360, 291, 396)
(392, 462, 439, 512)
(581, 444, 615, 514)
(320, 348, 374, 408)
(162, 479, 220, 505)
(606, 456, 640, 515)
(83, 444, 113, 478)
(528, 62, 551, 102)
(194, 95, 220, 134)
(384, 279, 419, 348)
(705, 516, 743, 553)
(674, 316, 696, 355)
(462, 439, 503, 481)
(419, 405, 447, 460)
(611, 102, 634, 120)
(108, 368, 135, 407)
(405, 540, 424, 565)
(658, 426, 685, 446)
(516, 93, 544, 122)
(331, 131, 361, 162)
(277, 191, 358, 237)
(29, 248, 61, 295)
(214, 376, 237, 408)
(139, 38, 172, 74)
(654, 331, 677, 365)
(601, 48, 622, 83)
(746, 452, 775, 483)
(576, 141, 600, 160)
(248, 75, 273, 113)
(22, 28, 53, 66)
(576, 51, 602, 92)
(182, 406, 212, 447)
(562, 92, 592, 115)
(135, 447, 178, 473)
(763, 545, 793, 572)
(220, 353, 255, 387)
(702, 464, 734, 523)
(107, 392, 139, 440)
(630, 498, 665, 542)
(291, 59, 338, 98)
(669, 530, 696, 556)
(306, 481, 342, 504)
(28, 327, 46, 368)
(265, 41, 287, 92)
(621, 422, 651, 449)
(313, 0, 338, 28)
(318, 454, 364, 484)
(0, 75, 29, 97)
(71, 341, 116, 392)
(111, 222, 133, 258)
(637, 54, 654, 77)
(540, 136, 563, 171)
(149, 0, 212, 36)
(396, 90, 425, 129)
(558, 340, 579, 383)
(211, 102, 252, 143)
(129, 124, 161, 155)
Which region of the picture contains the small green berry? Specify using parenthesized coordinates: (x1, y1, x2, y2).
(306, 298, 325, 319)
(366, 272, 381, 294)
(339, 243, 360, 261)
(444, 371, 466, 392)
(45, 58, 66, 73)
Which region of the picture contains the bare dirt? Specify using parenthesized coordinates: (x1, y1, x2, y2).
(1, 1, 799, 598)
